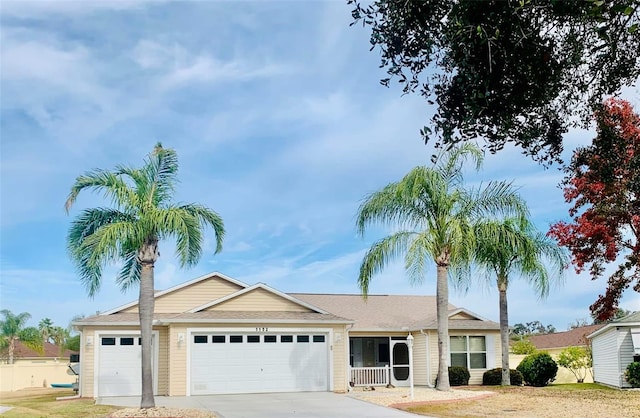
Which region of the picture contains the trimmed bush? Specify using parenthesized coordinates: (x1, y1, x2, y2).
(449, 366, 471, 386)
(516, 352, 558, 387)
(435, 366, 471, 386)
(482, 368, 524, 386)
(625, 362, 640, 388)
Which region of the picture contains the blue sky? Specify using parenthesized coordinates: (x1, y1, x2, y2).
(1, 1, 638, 334)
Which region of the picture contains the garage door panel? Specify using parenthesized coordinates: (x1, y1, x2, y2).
(190, 333, 329, 395)
(97, 335, 155, 397)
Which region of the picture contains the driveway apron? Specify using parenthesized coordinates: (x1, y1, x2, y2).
(98, 392, 419, 417)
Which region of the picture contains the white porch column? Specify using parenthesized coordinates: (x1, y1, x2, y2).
(407, 333, 414, 400)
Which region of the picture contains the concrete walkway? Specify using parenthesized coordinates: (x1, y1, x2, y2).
(98, 392, 419, 417)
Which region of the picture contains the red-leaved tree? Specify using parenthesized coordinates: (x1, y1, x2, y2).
(549, 98, 640, 321)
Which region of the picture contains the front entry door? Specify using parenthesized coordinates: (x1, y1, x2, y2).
(390, 340, 410, 387)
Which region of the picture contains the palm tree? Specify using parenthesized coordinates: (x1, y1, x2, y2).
(356, 143, 528, 391)
(65, 143, 225, 408)
(0, 310, 43, 364)
(50, 326, 70, 356)
(39, 318, 54, 343)
(473, 217, 568, 385)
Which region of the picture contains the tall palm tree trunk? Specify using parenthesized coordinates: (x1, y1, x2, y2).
(498, 280, 511, 386)
(436, 262, 450, 391)
(8, 337, 16, 364)
(138, 240, 157, 408)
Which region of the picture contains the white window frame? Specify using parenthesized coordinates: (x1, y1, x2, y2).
(450, 335, 487, 370)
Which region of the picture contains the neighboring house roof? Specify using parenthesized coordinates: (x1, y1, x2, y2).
(291, 293, 499, 332)
(5, 341, 76, 359)
(588, 311, 640, 339)
(528, 324, 606, 349)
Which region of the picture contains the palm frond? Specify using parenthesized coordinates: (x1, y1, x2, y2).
(473, 217, 568, 299)
(65, 169, 138, 213)
(67, 209, 136, 296)
(116, 250, 142, 293)
(142, 143, 179, 207)
(436, 142, 484, 184)
(180, 204, 225, 254)
(466, 180, 529, 222)
(356, 167, 438, 236)
(358, 231, 417, 297)
(405, 232, 431, 285)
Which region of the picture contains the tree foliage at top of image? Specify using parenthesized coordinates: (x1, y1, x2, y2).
(349, 0, 640, 164)
(549, 99, 640, 321)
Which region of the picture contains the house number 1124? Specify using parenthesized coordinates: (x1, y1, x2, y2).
(255, 327, 268, 332)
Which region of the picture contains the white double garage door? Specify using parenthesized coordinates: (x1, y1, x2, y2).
(189, 331, 330, 395)
(95, 330, 330, 396)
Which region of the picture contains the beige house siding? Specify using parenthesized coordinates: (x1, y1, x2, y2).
(207, 288, 314, 312)
(156, 327, 169, 395)
(122, 280, 243, 314)
(427, 330, 500, 385)
(80, 327, 96, 397)
(412, 332, 428, 386)
(168, 325, 188, 396)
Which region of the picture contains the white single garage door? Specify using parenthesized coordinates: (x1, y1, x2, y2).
(190, 332, 329, 395)
(97, 335, 156, 397)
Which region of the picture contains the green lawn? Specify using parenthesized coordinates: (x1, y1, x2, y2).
(0, 389, 120, 418)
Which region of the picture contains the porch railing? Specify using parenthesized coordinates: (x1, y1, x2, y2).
(349, 366, 390, 386)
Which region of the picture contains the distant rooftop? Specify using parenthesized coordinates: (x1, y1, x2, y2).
(528, 324, 606, 349)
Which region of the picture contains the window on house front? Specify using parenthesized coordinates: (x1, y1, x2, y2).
(450, 336, 487, 369)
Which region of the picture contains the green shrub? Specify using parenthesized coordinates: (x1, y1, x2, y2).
(482, 368, 524, 386)
(511, 339, 537, 355)
(625, 362, 640, 388)
(516, 352, 558, 387)
(435, 366, 471, 386)
(449, 366, 471, 386)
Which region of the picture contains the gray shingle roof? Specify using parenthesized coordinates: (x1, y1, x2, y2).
(76, 311, 351, 325)
(528, 324, 606, 349)
(291, 293, 499, 331)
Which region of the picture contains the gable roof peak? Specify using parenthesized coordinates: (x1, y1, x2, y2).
(188, 282, 329, 314)
(100, 271, 248, 315)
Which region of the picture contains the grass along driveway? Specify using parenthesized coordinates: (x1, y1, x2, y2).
(403, 384, 640, 418)
(0, 388, 216, 418)
(0, 388, 119, 417)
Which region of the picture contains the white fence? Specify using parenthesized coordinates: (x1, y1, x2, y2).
(350, 366, 390, 386)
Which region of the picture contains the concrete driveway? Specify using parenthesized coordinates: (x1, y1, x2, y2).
(98, 392, 418, 417)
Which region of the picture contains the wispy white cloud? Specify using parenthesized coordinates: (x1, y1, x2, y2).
(131, 39, 292, 89)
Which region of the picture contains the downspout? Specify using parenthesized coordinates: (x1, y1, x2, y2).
(420, 329, 434, 387)
(345, 324, 354, 391)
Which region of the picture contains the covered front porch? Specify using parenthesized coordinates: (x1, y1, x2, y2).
(348, 336, 414, 387)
